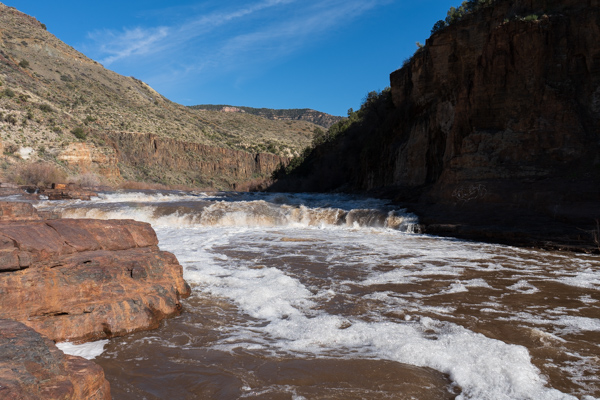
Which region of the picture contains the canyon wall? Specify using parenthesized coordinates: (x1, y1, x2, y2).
(102, 131, 286, 189)
(381, 0, 600, 201)
(271, 0, 600, 250)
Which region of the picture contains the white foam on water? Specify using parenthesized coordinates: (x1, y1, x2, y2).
(56, 339, 109, 360)
(507, 280, 540, 294)
(463, 278, 495, 289)
(580, 295, 598, 304)
(155, 226, 579, 400)
(554, 268, 600, 290)
(444, 281, 469, 293)
(33, 191, 600, 399)
(38, 191, 419, 232)
(498, 312, 600, 335)
(92, 190, 212, 203)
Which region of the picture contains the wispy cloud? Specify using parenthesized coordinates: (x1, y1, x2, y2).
(91, 26, 170, 65)
(87, 0, 389, 79)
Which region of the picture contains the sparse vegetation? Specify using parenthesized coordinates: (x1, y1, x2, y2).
(4, 114, 17, 125)
(273, 88, 392, 179)
(38, 103, 54, 113)
(2, 88, 15, 98)
(71, 126, 87, 140)
(431, 0, 498, 35)
(73, 172, 103, 188)
(0, 4, 331, 188)
(9, 162, 67, 187)
(84, 115, 97, 124)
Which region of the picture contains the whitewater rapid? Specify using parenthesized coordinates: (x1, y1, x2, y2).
(36, 191, 600, 400)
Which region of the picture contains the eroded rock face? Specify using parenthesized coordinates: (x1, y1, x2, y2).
(57, 143, 121, 181)
(270, 0, 600, 250)
(103, 131, 286, 189)
(0, 201, 41, 221)
(0, 319, 111, 400)
(0, 216, 191, 342)
(386, 0, 600, 205)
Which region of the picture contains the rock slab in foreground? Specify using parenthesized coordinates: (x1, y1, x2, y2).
(0, 214, 191, 342)
(0, 319, 110, 400)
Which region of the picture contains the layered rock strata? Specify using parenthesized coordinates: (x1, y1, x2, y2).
(0, 319, 111, 399)
(270, 0, 600, 251)
(0, 204, 191, 342)
(103, 131, 287, 190)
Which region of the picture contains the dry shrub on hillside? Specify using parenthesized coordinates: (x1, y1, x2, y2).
(73, 172, 103, 188)
(10, 162, 67, 187)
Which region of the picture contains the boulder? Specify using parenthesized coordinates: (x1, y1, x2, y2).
(0, 202, 41, 221)
(0, 319, 111, 400)
(0, 211, 191, 342)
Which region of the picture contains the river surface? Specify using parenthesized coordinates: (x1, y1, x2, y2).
(36, 191, 600, 400)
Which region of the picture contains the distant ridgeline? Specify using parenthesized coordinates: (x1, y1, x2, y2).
(188, 105, 343, 129)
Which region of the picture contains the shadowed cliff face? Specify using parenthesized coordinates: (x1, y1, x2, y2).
(270, 0, 600, 250)
(386, 0, 600, 199)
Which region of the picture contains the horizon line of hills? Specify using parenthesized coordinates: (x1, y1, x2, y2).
(0, 2, 344, 189)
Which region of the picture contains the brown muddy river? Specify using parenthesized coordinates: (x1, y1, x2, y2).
(38, 191, 599, 399)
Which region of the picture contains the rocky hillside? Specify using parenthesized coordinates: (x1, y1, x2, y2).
(270, 0, 600, 251)
(0, 3, 323, 189)
(189, 105, 344, 129)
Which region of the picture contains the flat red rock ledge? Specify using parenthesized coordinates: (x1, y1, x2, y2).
(0, 319, 111, 400)
(0, 203, 191, 342)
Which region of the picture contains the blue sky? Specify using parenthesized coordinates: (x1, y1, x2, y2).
(6, 0, 457, 116)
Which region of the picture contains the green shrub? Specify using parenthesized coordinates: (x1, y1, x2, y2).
(41, 23, 47, 30)
(4, 114, 17, 125)
(71, 127, 87, 140)
(3, 88, 15, 98)
(431, 20, 447, 34)
(39, 103, 54, 113)
(440, 0, 498, 29)
(19, 60, 30, 69)
(523, 14, 539, 21)
(4, 143, 17, 155)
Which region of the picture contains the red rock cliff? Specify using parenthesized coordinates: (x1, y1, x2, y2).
(270, 0, 600, 250)
(103, 131, 287, 189)
(385, 0, 600, 200)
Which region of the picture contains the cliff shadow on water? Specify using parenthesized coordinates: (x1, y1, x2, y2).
(269, 0, 600, 253)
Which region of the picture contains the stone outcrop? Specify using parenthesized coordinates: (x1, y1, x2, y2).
(57, 143, 121, 181)
(270, 0, 600, 251)
(0, 201, 40, 221)
(103, 131, 286, 189)
(42, 183, 98, 201)
(0, 319, 110, 399)
(0, 206, 191, 342)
